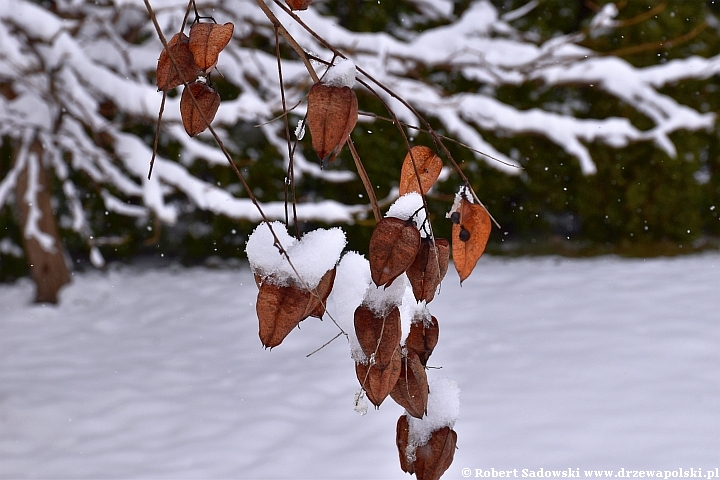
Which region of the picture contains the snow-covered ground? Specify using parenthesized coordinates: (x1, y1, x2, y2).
(0, 254, 718, 479)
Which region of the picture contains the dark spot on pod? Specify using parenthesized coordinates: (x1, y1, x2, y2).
(459, 227, 471, 242)
(450, 212, 460, 224)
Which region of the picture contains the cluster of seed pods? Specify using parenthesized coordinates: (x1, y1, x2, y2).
(156, 21, 234, 136)
(153, 4, 494, 479)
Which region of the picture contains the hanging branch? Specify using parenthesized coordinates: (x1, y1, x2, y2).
(143, 0, 345, 337)
(274, 25, 300, 235)
(271, 0, 501, 228)
(148, 92, 165, 180)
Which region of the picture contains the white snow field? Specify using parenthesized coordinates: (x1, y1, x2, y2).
(1, 254, 718, 479)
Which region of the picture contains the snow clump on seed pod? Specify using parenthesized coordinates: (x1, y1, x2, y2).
(321, 57, 356, 88)
(246, 221, 346, 289)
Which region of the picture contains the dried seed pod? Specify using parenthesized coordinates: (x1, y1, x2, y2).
(398, 146, 443, 196)
(156, 32, 202, 91)
(413, 426, 458, 480)
(368, 217, 421, 288)
(306, 83, 358, 163)
(285, 0, 312, 10)
(256, 281, 312, 348)
(180, 81, 221, 136)
(304, 268, 336, 319)
(406, 238, 449, 303)
(355, 345, 401, 407)
(451, 199, 491, 283)
(188, 22, 234, 72)
(354, 305, 402, 370)
(396, 415, 414, 474)
(390, 351, 428, 419)
(405, 316, 439, 367)
(255, 265, 336, 347)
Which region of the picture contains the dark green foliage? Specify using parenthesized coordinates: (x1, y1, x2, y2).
(494, 0, 593, 36)
(0, 206, 27, 282)
(0, 139, 27, 281)
(319, 0, 436, 34)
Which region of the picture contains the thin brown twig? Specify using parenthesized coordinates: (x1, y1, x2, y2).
(603, 21, 707, 58)
(257, 100, 521, 173)
(253, 77, 521, 171)
(148, 91, 165, 180)
(614, 2, 665, 28)
(358, 112, 522, 170)
(253, 0, 319, 83)
(347, 139, 380, 223)
(306, 331, 343, 357)
(274, 25, 300, 235)
(181, 0, 195, 33)
(254, 95, 304, 127)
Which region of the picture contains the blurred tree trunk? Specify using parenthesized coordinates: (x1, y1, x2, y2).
(14, 139, 71, 303)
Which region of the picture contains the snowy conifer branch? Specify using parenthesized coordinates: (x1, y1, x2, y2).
(275, 0, 719, 174)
